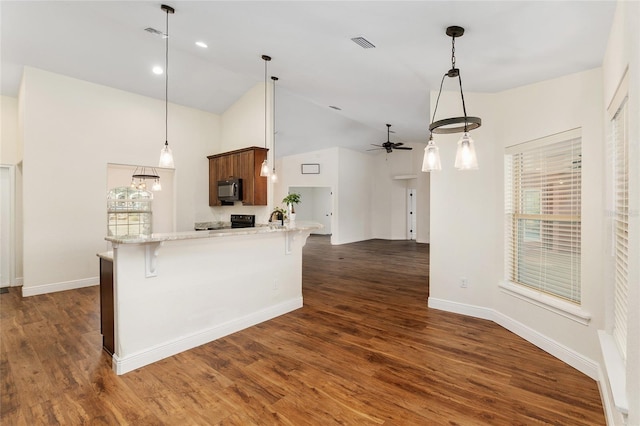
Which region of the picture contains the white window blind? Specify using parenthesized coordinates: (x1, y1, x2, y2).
(505, 130, 582, 304)
(612, 98, 628, 360)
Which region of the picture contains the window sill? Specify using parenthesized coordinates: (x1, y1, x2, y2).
(598, 330, 629, 415)
(499, 281, 591, 325)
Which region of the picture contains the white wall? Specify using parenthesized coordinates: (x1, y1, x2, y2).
(600, 2, 640, 424)
(20, 67, 220, 295)
(497, 69, 605, 358)
(205, 82, 274, 224)
(370, 144, 426, 241)
(428, 19, 639, 421)
(277, 147, 339, 241)
(1, 96, 20, 164)
(430, 71, 604, 361)
(429, 90, 500, 310)
(336, 147, 373, 244)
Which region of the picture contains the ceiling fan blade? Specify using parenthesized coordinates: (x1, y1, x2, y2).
(367, 147, 383, 151)
(371, 144, 383, 147)
(393, 142, 404, 146)
(394, 146, 413, 150)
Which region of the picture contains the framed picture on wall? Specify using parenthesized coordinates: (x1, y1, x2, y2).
(301, 163, 320, 174)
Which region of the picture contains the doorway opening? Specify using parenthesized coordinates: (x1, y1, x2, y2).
(289, 186, 333, 241)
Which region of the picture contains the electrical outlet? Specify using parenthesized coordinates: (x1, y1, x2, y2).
(460, 278, 468, 288)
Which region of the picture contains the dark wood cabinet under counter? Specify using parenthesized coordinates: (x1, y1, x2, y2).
(208, 146, 268, 206)
(98, 253, 114, 355)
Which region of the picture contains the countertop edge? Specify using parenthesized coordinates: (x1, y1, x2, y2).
(105, 221, 323, 244)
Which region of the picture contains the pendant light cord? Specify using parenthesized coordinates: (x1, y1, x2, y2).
(451, 34, 469, 130)
(272, 77, 276, 167)
(430, 34, 469, 132)
(264, 59, 268, 150)
(165, 7, 169, 146)
(430, 73, 447, 128)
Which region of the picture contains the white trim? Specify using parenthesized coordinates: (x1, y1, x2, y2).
(428, 297, 599, 380)
(21, 276, 98, 297)
(112, 297, 303, 375)
(505, 128, 581, 154)
(499, 280, 591, 325)
(14, 277, 23, 286)
(606, 67, 629, 120)
(0, 164, 16, 288)
(598, 330, 629, 415)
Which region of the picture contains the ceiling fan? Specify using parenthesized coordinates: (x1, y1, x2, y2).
(368, 124, 413, 153)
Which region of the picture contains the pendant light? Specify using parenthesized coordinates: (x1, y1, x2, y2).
(260, 55, 272, 177)
(422, 26, 481, 172)
(131, 167, 162, 191)
(270, 76, 279, 183)
(158, 4, 175, 169)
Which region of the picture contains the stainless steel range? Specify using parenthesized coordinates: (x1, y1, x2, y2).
(230, 214, 255, 228)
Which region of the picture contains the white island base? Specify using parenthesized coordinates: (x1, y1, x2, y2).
(104, 222, 320, 375)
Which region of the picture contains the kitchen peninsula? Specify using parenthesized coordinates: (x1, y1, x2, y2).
(101, 222, 321, 375)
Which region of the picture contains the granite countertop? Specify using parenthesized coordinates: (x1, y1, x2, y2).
(97, 251, 114, 261)
(105, 221, 322, 244)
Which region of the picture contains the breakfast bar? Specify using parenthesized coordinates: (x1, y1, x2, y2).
(101, 222, 321, 375)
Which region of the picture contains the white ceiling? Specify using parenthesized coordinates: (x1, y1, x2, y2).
(1, 1, 616, 156)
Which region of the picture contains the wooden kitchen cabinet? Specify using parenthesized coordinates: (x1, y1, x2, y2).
(208, 147, 268, 206)
(99, 257, 114, 355)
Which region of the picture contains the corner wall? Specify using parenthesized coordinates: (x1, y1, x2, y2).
(429, 69, 604, 374)
(20, 67, 220, 296)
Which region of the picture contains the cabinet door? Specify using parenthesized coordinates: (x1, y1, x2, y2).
(208, 158, 219, 206)
(237, 150, 255, 205)
(252, 149, 268, 206)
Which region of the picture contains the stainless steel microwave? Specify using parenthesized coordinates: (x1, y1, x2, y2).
(217, 178, 242, 202)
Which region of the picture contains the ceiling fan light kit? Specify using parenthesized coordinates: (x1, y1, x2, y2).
(423, 25, 481, 172)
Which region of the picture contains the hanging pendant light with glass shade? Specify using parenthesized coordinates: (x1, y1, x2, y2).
(270, 76, 279, 183)
(423, 26, 481, 172)
(158, 4, 175, 169)
(260, 55, 272, 177)
(421, 134, 442, 172)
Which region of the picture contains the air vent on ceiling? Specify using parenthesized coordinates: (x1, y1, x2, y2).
(351, 36, 376, 49)
(144, 27, 167, 38)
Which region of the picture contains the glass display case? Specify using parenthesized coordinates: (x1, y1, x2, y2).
(107, 187, 153, 238)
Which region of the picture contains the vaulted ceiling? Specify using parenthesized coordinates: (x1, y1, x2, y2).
(1, 1, 616, 156)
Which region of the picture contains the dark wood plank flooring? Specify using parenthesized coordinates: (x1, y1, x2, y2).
(1, 236, 605, 425)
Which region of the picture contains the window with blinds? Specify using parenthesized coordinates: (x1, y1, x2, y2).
(612, 98, 628, 360)
(505, 129, 582, 304)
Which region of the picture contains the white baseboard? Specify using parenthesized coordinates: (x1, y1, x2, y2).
(14, 277, 23, 286)
(113, 297, 303, 375)
(21, 276, 98, 297)
(427, 297, 599, 380)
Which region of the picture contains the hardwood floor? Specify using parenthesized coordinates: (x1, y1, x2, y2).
(1, 236, 605, 425)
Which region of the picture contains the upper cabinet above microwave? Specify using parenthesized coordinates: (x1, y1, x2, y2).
(207, 147, 268, 206)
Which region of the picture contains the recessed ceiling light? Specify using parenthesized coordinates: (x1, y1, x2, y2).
(152, 66, 163, 75)
(195, 41, 208, 48)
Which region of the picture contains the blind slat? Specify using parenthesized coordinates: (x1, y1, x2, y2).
(505, 131, 581, 304)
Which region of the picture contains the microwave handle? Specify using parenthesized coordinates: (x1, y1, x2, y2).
(232, 182, 237, 196)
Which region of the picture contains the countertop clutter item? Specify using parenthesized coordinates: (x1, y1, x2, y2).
(107, 187, 153, 238)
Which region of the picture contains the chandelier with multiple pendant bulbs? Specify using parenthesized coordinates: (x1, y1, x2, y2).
(422, 26, 481, 172)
